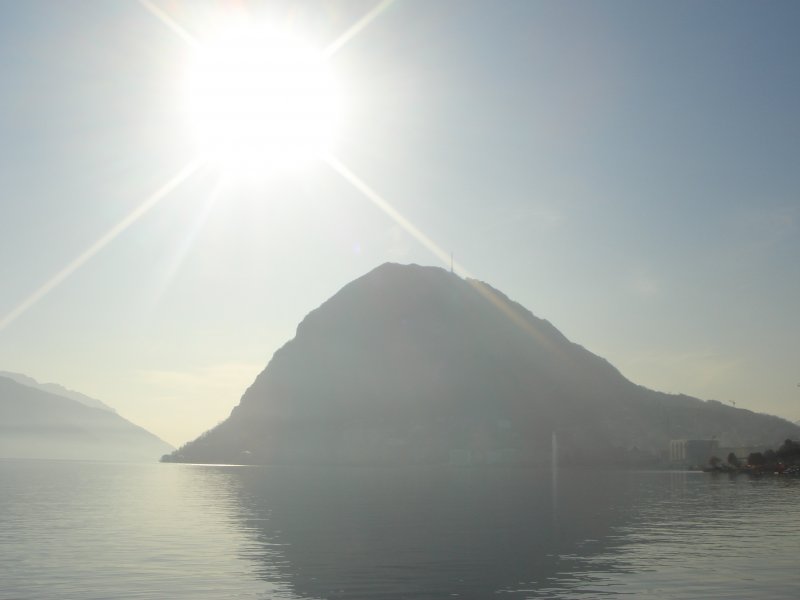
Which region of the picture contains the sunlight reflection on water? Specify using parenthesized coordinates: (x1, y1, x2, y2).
(1, 461, 798, 599)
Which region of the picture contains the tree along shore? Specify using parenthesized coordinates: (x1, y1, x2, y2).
(707, 439, 800, 475)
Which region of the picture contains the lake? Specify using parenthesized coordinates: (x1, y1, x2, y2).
(1, 460, 798, 599)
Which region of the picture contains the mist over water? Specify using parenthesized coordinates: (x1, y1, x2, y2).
(1, 460, 798, 599)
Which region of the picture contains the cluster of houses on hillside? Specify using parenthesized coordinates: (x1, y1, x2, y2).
(668, 439, 766, 470)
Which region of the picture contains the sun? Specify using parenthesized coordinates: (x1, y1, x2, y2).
(186, 22, 342, 175)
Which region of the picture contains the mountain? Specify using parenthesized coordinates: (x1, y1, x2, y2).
(0, 371, 115, 412)
(165, 263, 800, 466)
(0, 376, 173, 461)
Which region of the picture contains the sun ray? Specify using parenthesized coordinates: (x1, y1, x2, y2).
(145, 172, 231, 313)
(323, 0, 395, 58)
(324, 154, 564, 358)
(0, 160, 202, 333)
(324, 153, 464, 273)
(137, 0, 198, 48)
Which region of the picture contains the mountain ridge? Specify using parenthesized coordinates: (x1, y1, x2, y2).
(165, 263, 799, 465)
(0, 371, 115, 412)
(0, 375, 174, 461)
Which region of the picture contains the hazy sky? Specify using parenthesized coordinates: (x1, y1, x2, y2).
(1, 1, 798, 447)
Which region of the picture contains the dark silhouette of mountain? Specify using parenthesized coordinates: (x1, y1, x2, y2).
(165, 263, 799, 465)
(0, 376, 173, 461)
(0, 371, 115, 412)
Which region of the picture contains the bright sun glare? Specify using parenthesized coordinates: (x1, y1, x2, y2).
(187, 23, 342, 174)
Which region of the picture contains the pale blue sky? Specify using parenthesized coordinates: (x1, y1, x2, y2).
(1, 1, 798, 446)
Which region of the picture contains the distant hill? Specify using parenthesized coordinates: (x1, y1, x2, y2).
(165, 263, 800, 466)
(0, 371, 115, 412)
(0, 376, 173, 461)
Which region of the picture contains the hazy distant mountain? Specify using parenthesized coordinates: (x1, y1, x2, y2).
(0, 376, 173, 461)
(0, 371, 114, 412)
(165, 263, 799, 466)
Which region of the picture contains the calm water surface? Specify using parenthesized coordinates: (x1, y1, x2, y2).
(1, 460, 798, 599)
